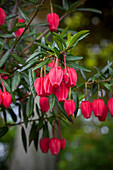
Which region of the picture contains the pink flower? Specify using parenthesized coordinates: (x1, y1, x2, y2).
(14, 18, 25, 37)
(0, 8, 5, 26)
(47, 13, 59, 32)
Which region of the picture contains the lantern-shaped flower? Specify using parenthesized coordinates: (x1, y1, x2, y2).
(80, 100, 92, 119)
(55, 82, 69, 102)
(0, 8, 5, 26)
(98, 105, 108, 121)
(47, 13, 59, 32)
(64, 99, 76, 116)
(39, 97, 49, 112)
(0, 89, 2, 104)
(44, 74, 53, 96)
(34, 77, 45, 96)
(60, 138, 66, 150)
(66, 67, 77, 88)
(108, 98, 113, 117)
(92, 99, 105, 117)
(49, 67, 63, 88)
(49, 138, 61, 155)
(14, 18, 25, 37)
(2, 91, 12, 108)
(40, 137, 49, 153)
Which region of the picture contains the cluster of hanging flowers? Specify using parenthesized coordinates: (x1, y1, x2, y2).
(80, 98, 113, 122)
(34, 55, 77, 116)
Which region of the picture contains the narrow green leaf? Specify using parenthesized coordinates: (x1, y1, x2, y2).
(0, 127, 8, 139)
(67, 62, 91, 72)
(102, 82, 113, 93)
(18, 7, 30, 21)
(60, 26, 69, 38)
(49, 94, 56, 110)
(26, 96, 34, 118)
(0, 49, 11, 67)
(53, 36, 63, 51)
(7, 108, 17, 122)
(0, 69, 9, 74)
(69, 30, 89, 47)
(80, 70, 86, 80)
(0, 34, 14, 38)
(53, 4, 66, 11)
(21, 126, 27, 152)
(67, 32, 72, 45)
(36, 104, 40, 117)
(32, 58, 50, 71)
(76, 8, 102, 14)
(29, 69, 36, 96)
(71, 90, 79, 117)
(26, 51, 46, 63)
(66, 56, 83, 61)
(62, 0, 69, 11)
(12, 54, 25, 65)
(42, 121, 49, 138)
(53, 32, 66, 47)
(53, 47, 60, 57)
(5, 14, 17, 21)
(12, 72, 21, 92)
(68, 0, 82, 11)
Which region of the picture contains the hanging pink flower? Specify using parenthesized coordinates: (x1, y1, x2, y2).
(40, 137, 49, 153)
(2, 91, 12, 108)
(34, 77, 45, 96)
(47, 13, 59, 32)
(39, 97, 49, 112)
(80, 100, 92, 119)
(60, 138, 66, 150)
(0, 8, 5, 26)
(108, 98, 113, 117)
(66, 67, 77, 88)
(14, 18, 25, 37)
(44, 74, 53, 96)
(0, 89, 2, 104)
(92, 99, 105, 117)
(64, 99, 76, 116)
(98, 105, 108, 121)
(49, 138, 61, 155)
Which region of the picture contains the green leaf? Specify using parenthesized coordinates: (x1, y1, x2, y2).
(26, 96, 34, 118)
(68, 0, 82, 11)
(60, 26, 69, 38)
(62, 0, 69, 11)
(102, 82, 113, 93)
(71, 90, 79, 117)
(12, 54, 25, 65)
(31, 22, 49, 27)
(67, 62, 91, 72)
(80, 70, 86, 80)
(5, 14, 17, 21)
(12, 72, 21, 92)
(0, 34, 14, 38)
(7, 108, 17, 122)
(53, 32, 66, 47)
(36, 104, 40, 117)
(68, 30, 89, 47)
(66, 56, 83, 61)
(21, 126, 27, 152)
(42, 121, 49, 138)
(18, 7, 30, 21)
(53, 36, 63, 51)
(53, 4, 66, 11)
(53, 47, 60, 57)
(0, 69, 9, 74)
(49, 94, 56, 110)
(76, 8, 102, 14)
(0, 49, 11, 67)
(29, 69, 36, 96)
(67, 32, 72, 45)
(26, 51, 46, 63)
(19, 60, 38, 72)
(32, 58, 50, 71)
(0, 127, 8, 139)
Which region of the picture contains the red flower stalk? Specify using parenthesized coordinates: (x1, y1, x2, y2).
(55, 82, 69, 102)
(14, 18, 25, 37)
(92, 99, 105, 117)
(98, 105, 108, 121)
(2, 91, 12, 108)
(66, 67, 77, 88)
(47, 13, 59, 32)
(44, 74, 53, 96)
(108, 98, 113, 117)
(0, 8, 5, 26)
(64, 99, 76, 116)
(49, 138, 61, 155)
(80, 100, 92, 119)
(39, 97, 49, 112)
(60, 138, 66, 150)
(34, 77, 45, 96)
(40, 137, 49, 153)
(0, 89, 2, 104)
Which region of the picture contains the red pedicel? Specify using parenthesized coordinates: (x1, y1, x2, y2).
(47, 13, 59, 32)
(66, 67, 77, 88)
(60, 138, 66, 150)
(14, 18, 25, 37)
(98, 105, 108, 121)
(0, 89, 2, 104)
(80, 100, 92, 119)
(40, 137, 49, 153)
(39, 97, 49, 112)
(92, 99, 105, 117)
(2, 91, 12, 108)
(49, 138, 61, 155)
(0, 8, 5, 26)
(64, 99, 76, 116)
(108, 98, 113, 117)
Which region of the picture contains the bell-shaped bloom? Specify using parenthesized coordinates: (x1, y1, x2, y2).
(44, 74, 53, 96)
(0, 8, 5, 26)
(64, 99, 76, 116)
(39, 97, 49, 112)
(98, 105, 108, 121)
(47, 13, 59, 32)
(49, 67, 63, 88)
(80, 100, 92, 119)
(108, 98, 113, 117)
(0, 89, 2, 104)
(66, 67, 77, 88)
(14, 18, 25, 37)
(55, 82, 69, 102)
(63, 72, 70, 84)
(34, 77, 45, 96)
(49, 138, 61, 155)
(92, 99, 105, 117)
(40, 137, 49, 153)
(2, 91, 12, 108)
(60, 138, 66, 150)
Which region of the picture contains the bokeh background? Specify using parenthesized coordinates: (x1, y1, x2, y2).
(0, 0, 113, 169)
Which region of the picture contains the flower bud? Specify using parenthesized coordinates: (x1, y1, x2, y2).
(2, 91, 12, 108)
(80, 100, 92, 119)
(14, 18, 25, 37)
(66, 67, 77, 88)
(39, 97, 49, 112)
(47, 13, 59, 32)
(64, 100, 76, 116)
(40, 137, 49, 153)
(49, 138, 61, 155)
(92, 99, 105, 117)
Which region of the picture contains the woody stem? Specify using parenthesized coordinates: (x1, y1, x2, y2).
(50, 0, 53, 13)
